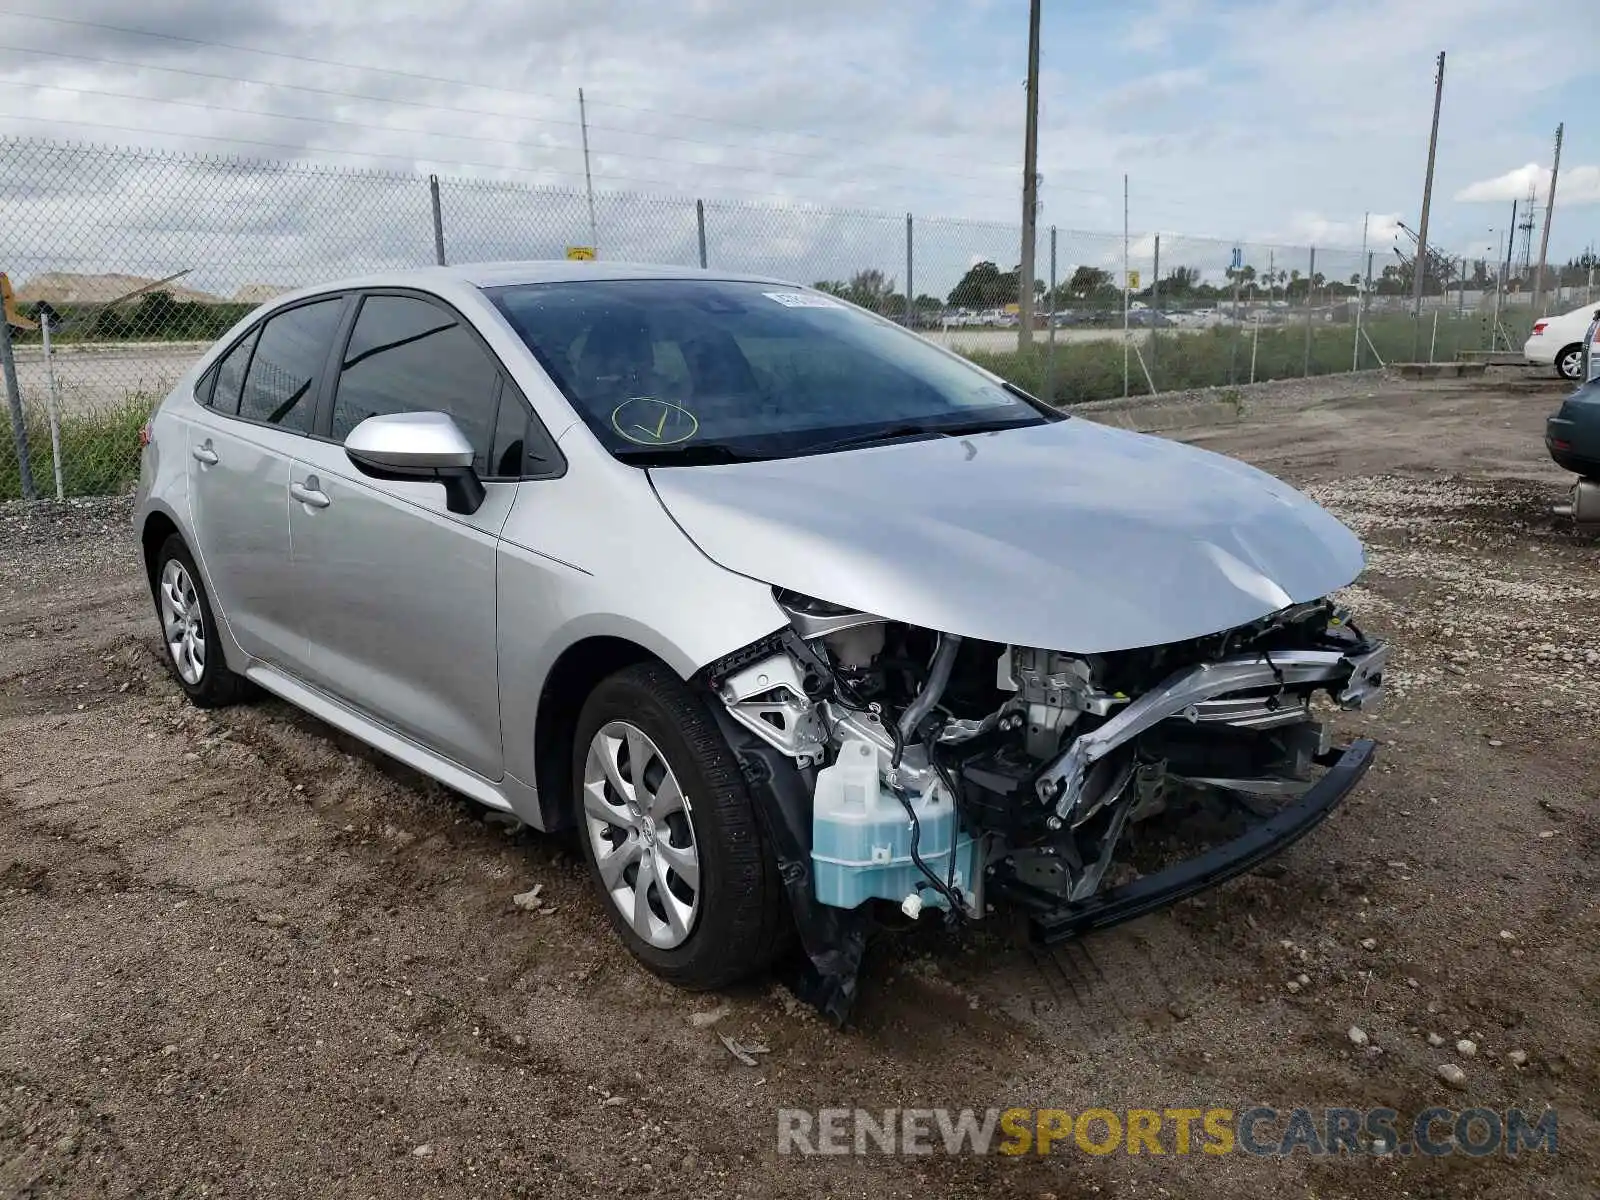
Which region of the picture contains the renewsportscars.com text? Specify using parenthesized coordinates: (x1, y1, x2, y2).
(777, 1106, 1558, 1158)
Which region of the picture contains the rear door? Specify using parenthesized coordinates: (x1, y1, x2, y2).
(185, 295, 348, 666)
(286, 291, 527, 778)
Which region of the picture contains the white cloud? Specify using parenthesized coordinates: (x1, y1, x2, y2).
(1266, 212, 1405, 248)
(1457, 163, 1600, 206)
(1456, 163, 1546, 203)
(1120, 0, 1203, 55)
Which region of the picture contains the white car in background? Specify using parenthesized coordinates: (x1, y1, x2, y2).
(1526, 302, 1600, 381)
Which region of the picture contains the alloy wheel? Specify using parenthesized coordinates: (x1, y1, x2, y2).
(582, 720, 701, 949)
(1559, 347, 1584, 380)
(158, 558, 206, 685)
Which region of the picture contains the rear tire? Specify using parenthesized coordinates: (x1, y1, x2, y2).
(572, 661, 787, 989)
(1557, 344, 1584, 381)
(150, 534, 250, 708)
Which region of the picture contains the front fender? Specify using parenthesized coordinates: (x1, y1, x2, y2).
(494, 466, 789, 795)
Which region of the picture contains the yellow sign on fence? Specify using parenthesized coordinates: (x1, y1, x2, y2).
(566, 246, 596, 261)
(1126, 270, 1141, 291)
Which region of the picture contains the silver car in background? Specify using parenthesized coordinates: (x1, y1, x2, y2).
(135, 262, 1386, 1019)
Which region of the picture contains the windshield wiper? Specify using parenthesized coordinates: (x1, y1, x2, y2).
(801, 417, 1041, 457)
(798, 423, 953, 456)
(614, 442, 771, 467)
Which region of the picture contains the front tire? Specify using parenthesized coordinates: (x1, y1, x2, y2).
(150, 534, 249, 708)
(1557, 344, 1584, 382)
(572, 661, 787, 989)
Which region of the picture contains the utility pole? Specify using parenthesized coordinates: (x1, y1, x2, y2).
(1411, 50, 1446, 357)
(1533, 122, 1563, 314)
(578, 87, 599, 255)
(1017, 0, 1041, 351)
(1504, 198, 1518, 290)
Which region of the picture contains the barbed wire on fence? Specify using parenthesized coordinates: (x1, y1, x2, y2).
(0, 133, 1576, 502)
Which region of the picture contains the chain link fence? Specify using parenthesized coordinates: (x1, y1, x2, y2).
(0, 134, 1541, 501)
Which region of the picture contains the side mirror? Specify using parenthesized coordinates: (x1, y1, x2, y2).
(344, 411, 486, 515)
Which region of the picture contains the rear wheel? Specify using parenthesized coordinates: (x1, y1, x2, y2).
(572, 661, 787, 989)
(1557, 344, 1584, 381)
(151, 534, 250, 708)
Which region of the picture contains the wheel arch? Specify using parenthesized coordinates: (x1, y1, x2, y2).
(532, 635, 667, 831)
(137, 501, 249, 679)
(139, 508, 183, 589)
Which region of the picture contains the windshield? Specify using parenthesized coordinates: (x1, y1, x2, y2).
(487, 278, 1051, 463)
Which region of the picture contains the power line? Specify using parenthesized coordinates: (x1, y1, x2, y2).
(0, 8, 1043, 176)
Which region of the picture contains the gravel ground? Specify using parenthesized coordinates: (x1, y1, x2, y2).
(1, 369, 1596, 1199)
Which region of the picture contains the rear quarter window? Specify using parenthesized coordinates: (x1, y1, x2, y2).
(204, 327, 259, 416)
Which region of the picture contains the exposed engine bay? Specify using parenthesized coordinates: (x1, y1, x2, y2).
(702, 588, 1387, 1020)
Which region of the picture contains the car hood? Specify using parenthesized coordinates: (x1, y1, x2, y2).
(648, 419, 1365, 653)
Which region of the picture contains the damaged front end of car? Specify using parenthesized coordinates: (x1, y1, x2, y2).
(699, 591, 1386, 1023)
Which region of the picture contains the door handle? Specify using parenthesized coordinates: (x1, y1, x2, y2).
(191, 443, 219, 465)
(289, 480, 331, 509)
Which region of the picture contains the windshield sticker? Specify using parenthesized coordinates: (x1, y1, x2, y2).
(762, 291, 845, 309)
(611, 397, 700, 446)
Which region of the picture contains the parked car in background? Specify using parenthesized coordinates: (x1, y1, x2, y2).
(1547, 309, 1600, 524)
(134, 261, 1386, 1019)
(1126, 309, 1175, 329)
(1525, 302, 1600, 381)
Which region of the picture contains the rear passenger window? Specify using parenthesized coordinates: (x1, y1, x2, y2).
(238, 298, 344, 433)
(331, 295, 501, 474)
(207, 328, 258, 416)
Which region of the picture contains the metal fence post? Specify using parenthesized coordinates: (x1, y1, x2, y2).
(905, 213, 914, 328)
(1354, 259, 1367, 371)
(1, 315, 36, 501)
(40, 311, 63, 500)
(1045, 225, 1058, 403)
(429, 174, 447, 266)
(696, 200, 708, 269)
(1150, 233, 1161, 378)
(1302, 246, 1316, 377)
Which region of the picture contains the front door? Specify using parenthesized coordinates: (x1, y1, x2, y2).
(287, 293, 519, 779)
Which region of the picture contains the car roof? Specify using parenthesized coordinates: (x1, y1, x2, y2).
(268, 260, 802, 304)
(458, 260, 799, 288)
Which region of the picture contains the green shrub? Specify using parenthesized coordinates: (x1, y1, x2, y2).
(11, 297, 259, 345)
(0, 392, 157, 501)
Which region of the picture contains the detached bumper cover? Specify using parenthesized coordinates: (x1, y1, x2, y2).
(998, 738, 1377, 944)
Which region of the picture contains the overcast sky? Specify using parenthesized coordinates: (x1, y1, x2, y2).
(0, 0, 1595, 294)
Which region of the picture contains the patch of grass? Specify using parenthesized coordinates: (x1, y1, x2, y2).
(1, 392, 157, 501)
(966, 313, 1512, 408)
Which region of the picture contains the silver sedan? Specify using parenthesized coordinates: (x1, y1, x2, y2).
(136, 261, 1384, 1017)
